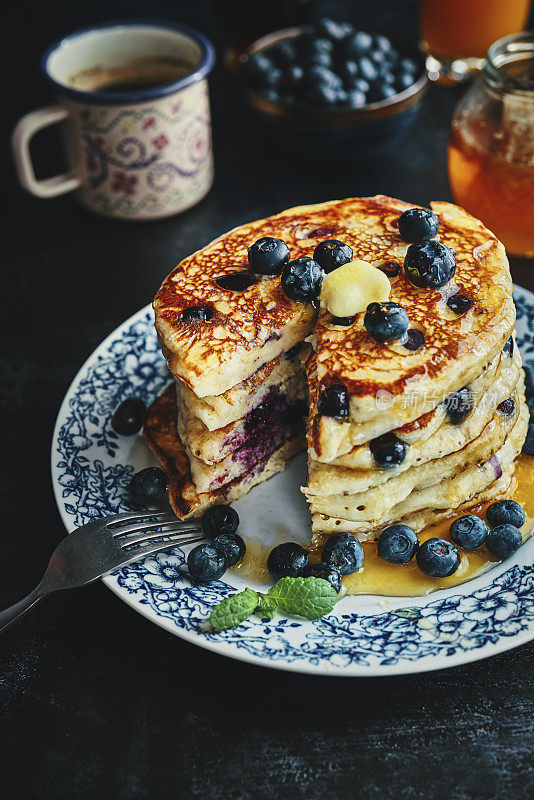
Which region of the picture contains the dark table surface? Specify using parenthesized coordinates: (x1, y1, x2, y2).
(2, 1, 533, 798)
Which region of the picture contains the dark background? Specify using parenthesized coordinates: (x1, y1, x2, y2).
(2, 1, 533, 798)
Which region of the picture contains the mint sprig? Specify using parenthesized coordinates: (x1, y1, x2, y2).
(264, 576, 338, 620)
(209, 587, 259, 633)
(208, 576, 338, 633)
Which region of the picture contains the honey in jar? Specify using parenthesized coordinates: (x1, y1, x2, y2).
(448, 33, 534, 257)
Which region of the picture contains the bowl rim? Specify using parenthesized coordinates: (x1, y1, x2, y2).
(239, 25, 428, 120)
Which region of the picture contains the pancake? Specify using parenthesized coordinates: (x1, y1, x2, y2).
(177, 370, 306, 465)
(144, 384, 303, 518)
(310, 354, 521, 480)
(178, 344, 309, 431)
(310, 399, 528, 536)
(311, 467, 516, 540)
(303, 382, 521, 500)
(308, 199, 514, 459)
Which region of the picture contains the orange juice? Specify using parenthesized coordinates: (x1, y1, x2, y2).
(421, 0, 531, 59)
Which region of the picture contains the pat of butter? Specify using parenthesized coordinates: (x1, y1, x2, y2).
(320, 259, 391, 317)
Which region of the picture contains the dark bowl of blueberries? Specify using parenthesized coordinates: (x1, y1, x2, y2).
(239, 17, 428, 157)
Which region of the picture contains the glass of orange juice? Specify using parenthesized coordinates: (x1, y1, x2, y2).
(448, 32, 534, 257)
(421, 0, 532, 83)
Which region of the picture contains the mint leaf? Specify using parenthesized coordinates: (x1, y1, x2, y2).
(256, 594, 277, 620)
(209, 588, 259, 632)
(266, 576, 338, 621)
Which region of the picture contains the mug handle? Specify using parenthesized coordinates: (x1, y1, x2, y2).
(11, 105, 82, 198)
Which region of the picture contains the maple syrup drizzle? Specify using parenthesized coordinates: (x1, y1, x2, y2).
(231, 454, 534, 597)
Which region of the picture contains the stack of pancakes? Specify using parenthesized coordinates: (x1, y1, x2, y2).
(150, 196, 527, 538)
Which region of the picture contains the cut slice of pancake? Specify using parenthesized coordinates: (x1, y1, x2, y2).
(178, 344, 309, 431)
(143, 384, 304, 518)
(177, 370, 306, 466)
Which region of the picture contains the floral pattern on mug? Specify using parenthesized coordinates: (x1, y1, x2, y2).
(66, 79, 213, 219)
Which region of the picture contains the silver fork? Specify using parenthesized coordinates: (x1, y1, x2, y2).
(0, 510, 203, 634)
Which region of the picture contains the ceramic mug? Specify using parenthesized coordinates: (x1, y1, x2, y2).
(11, 21, 216, 220)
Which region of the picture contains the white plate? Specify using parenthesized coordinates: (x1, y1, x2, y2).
(51, 286, 534, 676)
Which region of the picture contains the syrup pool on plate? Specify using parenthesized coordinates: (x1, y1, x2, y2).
(231, 454, 534, 597)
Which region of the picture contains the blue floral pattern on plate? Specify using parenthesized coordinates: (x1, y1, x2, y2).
(51, 289, 534, 676)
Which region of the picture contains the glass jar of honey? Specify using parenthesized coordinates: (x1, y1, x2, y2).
(448, 32, 534, 257)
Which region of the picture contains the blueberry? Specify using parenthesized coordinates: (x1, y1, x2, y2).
(370, 50, 389, 71)
(182, 306, 213, 322)
(321, 533, 364, 575)
(346, 89, 366, 108)
(311, 37, 335, 55)
(444, 387, 473, 425)
(396, 72, 415, 91)
(129, 467, 168, 507)
(368, 80, 397, 102)
(377, 525, 419, 564)
(416, 538, 461, 577)
(497, 397, 515, 416)
(281, 63, 304, 91)
(486, 524, 522, 558)
(318, 384, 349, 419)
(449, 515, 489, 549)
(401, 57, 418, 74)
(307, 65, 343, 89)
(350, 77, 370, 94)
(281, 256, 323, 301)
(313, 239, 353, 273)
(268, 40, 297, 66)
(486, 500, 525, 529)
(359, 56, 379, 82)
(364, 302, 409, 343)
(377, 261, 401, 277)
(382, 70, 397, 85)
(303, 82, 339, 106)
(187, 543, 227, 583)
(243, 53, 274, 88)
(404, 240, 456, 289)
(447, 293, 472, 315)
(503, 336, 514, 357)
(248, 237, 290, 276)
(262, 88, 281, 103)
(306, 51, 333, 69)
(111, 396, 146, 435)
(216, 273, 257, 291)
(201, 504, 240, 538)
(302, 561, 342, 592)
(343, 31, 374, 58)
(374, 34, 393, 54)
(267, 542, 309, 580)
(398, 208, 439, 243)
(212, 532, 246, 566)
(315, 18, 353, 42)
(369, 432, 407, 468)
(336, 88, 348, 105)
(523, 425, 534, 455)
(403, 328, 425, 351)
(339, 60, 359, 82)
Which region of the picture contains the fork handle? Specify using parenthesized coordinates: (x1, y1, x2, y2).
(0, 583, 48, 634)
